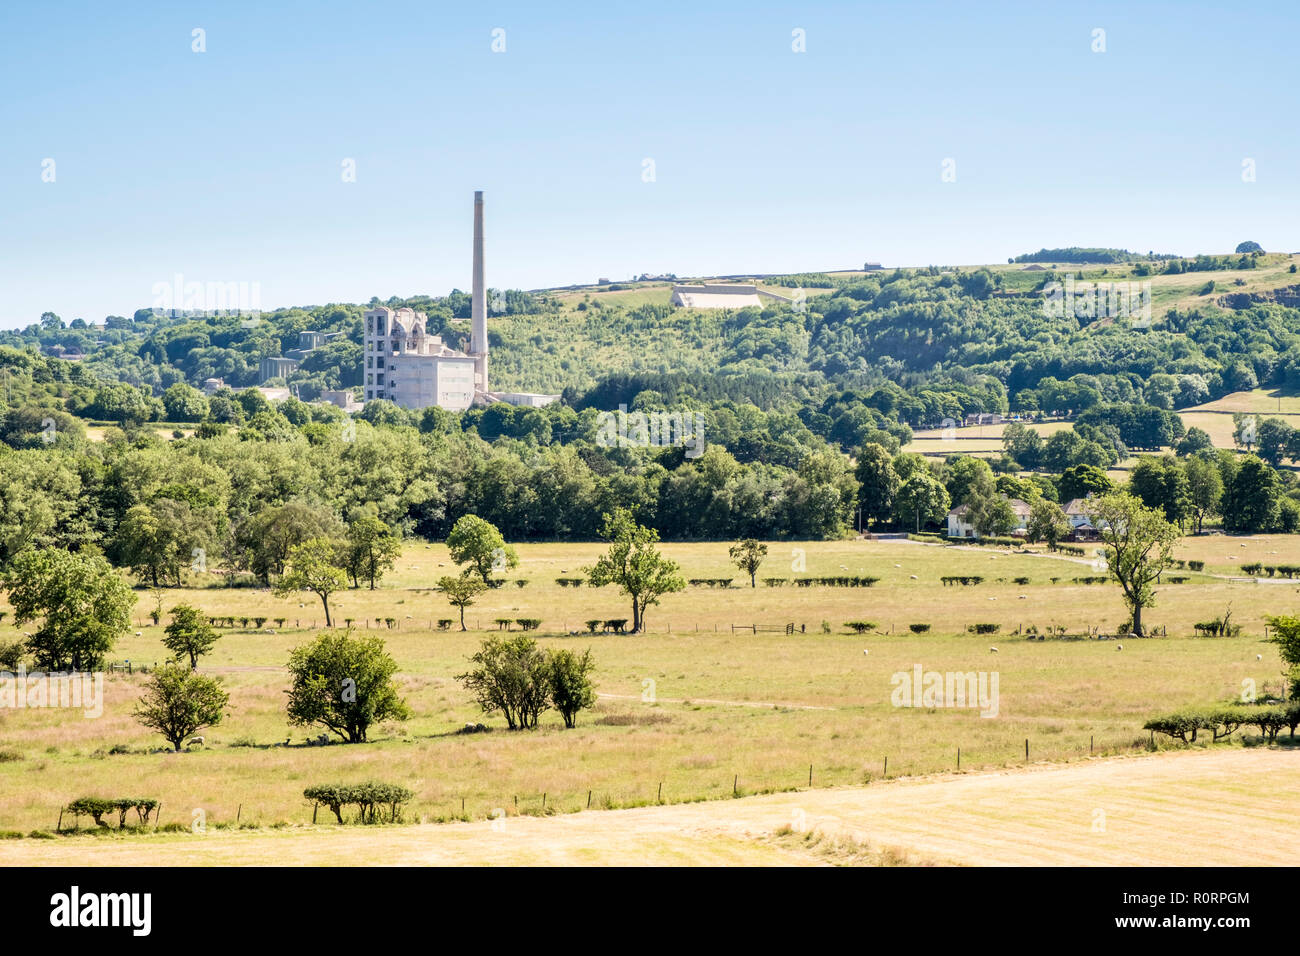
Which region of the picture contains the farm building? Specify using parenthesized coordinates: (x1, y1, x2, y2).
(946, 498, 1033, 539)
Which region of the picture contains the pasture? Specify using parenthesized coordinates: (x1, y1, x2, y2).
(3, 748, 1291, 866)
(0, 538, 1295, 845)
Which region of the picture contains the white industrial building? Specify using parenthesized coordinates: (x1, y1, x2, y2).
(362, 191, 559, 412)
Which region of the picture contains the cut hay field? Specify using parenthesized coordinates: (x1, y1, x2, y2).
(1, 748, 1291, 866)
(0, 539, 1295, 842)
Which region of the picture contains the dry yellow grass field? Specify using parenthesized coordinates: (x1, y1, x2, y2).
(0, 539, 1295, 846)
(0, 748, 1292, 866)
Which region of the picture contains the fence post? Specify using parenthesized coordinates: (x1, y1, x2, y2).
(312, 802, 318, 824)
(733, 775, 738, 796)
(587, 790, 592, 809)
(957, 748, 960, 770)
(657, 782, 662, 803)
(808, 764, 812, 787)
(1025, 738, 1029, 761)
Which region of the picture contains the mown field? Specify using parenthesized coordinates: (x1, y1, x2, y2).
(0, 538, 1296, 839)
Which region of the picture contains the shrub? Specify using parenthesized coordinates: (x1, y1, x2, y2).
(844, 621, 876, 634)
(303, 782, 413, 824)
(0, 640, 24, 670)
(548, 647, 597, 728)
(436, 619, 453, 630)
(1143, 711, 1201, 743)
(908, 624, 931, 633)
(514, 580, 528, 588)
(456, 634, 552, 730)
(493, 618, 513, 631)
(65, 797, 159, 828)
(1187, 561, 1204, 572)
(1013, 577, 1030, 585)
(967, 623, 1000, 635)
(584, 619, 602, 633)
(604, 619, 628, 633)
(1245, 704, 1287, 741)
(515, 618, 541, 631)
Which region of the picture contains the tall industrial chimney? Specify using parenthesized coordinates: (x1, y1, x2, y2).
(470, 190, 488, 393)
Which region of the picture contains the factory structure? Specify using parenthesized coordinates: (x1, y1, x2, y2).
(363, 191, 558, 412)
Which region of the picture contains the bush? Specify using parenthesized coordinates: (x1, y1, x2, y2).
(548, 647, 597, 728)
(1187, 560, 1204, 572)
(908, 624, 931, 633)
(303, 782, 413, 824)
(967, 623, 1001, 635)
(844, 621, 876, 633)
(65, 797, 159, 828)
(940, 576, 984, 586)
(584, 619, 602, 633)
(1144, 706, 1251, 743)
(515, 618, 541, 631)
(437, 619, 453, 630)
(0, 640, 24, 670)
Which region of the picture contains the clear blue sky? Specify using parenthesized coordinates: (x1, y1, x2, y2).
(1, 0, 1296, 327)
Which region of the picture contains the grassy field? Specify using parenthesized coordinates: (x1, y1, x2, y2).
(3, 748, 1290, 866)
(0, 538, 1295, 839)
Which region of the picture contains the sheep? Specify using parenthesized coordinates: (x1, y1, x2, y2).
(1116, 644, 1123, 651)
(989, 647, 998, 653)
(186, 736, 204, 748)
(839, 565, 848, 570)
(862, 649, 869, 656)
(1018, 595, 1027, 600)
(893, 563, 901, 568)
(1256, 654, 1263, 661)
(134, 631, 142, 637)
(910, 574, 918, 579)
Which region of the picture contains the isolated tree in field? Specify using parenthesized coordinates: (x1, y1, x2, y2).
(729, 539, 768, 587)
(548, 647, 597, 728)
(285, 630, 411, 743)
(894, 472, 950, 532)
(447, 514, 518, 584)
(436, 573, 488, 631)
(274, 537, 347, 626)
(584, 508, 685, 634)
(133, 665, 229, 752)
(162, 603, 219, 669)
(1027, 498, 1070, 547)
(345, 515, 401, 589)
(456, 634, 552, 730)
(1088, 492, 1178, 636)
(3, 548, 135, 670)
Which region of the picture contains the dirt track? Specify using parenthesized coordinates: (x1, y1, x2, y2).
(3, 748, 1294, 866)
